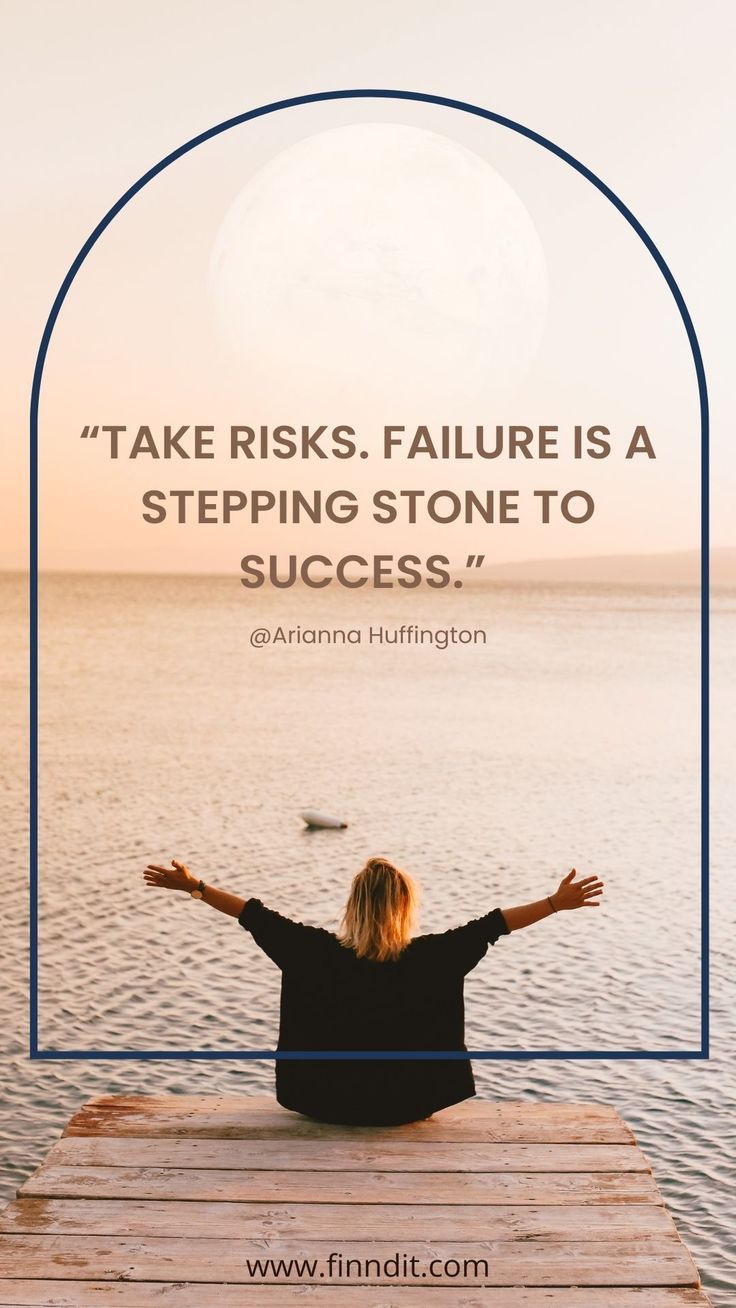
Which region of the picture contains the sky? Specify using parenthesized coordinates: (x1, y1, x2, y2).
(2, 0, 733, 574)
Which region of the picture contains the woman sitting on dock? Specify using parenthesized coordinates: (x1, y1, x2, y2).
(142, 856, 604, 1125)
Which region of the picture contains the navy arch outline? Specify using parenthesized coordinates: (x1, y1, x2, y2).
(30, 88, 709, 1062)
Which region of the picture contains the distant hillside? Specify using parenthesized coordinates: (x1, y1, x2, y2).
(478, 547, 735, 586)
(9, 547, 735, 585)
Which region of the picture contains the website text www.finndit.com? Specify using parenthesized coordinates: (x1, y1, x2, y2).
(238, 1250, 492, 1283)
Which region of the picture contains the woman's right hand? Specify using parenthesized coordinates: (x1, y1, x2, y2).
(551, 868, 605, 911)
(143, 858, 197, 893)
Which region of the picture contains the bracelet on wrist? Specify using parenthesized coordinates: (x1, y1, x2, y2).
(547, 895, 557, 912)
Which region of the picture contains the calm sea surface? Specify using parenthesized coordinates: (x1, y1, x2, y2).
(2, 573, 733, 1302)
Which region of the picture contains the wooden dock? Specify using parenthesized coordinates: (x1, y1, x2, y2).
(0, 1093, 712, 1306)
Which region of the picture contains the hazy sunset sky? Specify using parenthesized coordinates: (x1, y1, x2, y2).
(2, 0, 732, 573)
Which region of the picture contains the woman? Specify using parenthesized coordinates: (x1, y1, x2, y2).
(143, 856, 604, 1125)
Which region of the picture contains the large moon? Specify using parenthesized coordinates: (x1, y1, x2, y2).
(209, 122, 547, 409)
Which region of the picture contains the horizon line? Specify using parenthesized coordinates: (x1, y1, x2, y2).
(2, 541, 732, 583)
(3, 542, 733, 582)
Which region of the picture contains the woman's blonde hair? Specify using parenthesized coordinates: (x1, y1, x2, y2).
(338, 856, 419, 962)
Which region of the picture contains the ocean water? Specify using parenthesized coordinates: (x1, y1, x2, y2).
(2, 572, 733, 1302)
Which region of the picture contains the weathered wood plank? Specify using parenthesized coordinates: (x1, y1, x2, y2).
(67, 1094, 622, 1120)
(0, 1283, 715, 1307)
(18, 1165, 662, 1205)
(62, 1117, 631, 1143)
(45, 1136, 648, 1173)
(63, 1095, 633, 1143)
(0, 1235, 700, 1286)
(0, 1197, 676, 1241)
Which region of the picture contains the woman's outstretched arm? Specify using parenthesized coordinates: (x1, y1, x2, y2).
(143, 859, 245, 918)
(502, 868, 604, 931)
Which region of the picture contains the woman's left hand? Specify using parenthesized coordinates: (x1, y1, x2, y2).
(143, 859, 197, 893)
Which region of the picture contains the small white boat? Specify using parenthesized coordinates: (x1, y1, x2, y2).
(301, 809, 348, 829)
